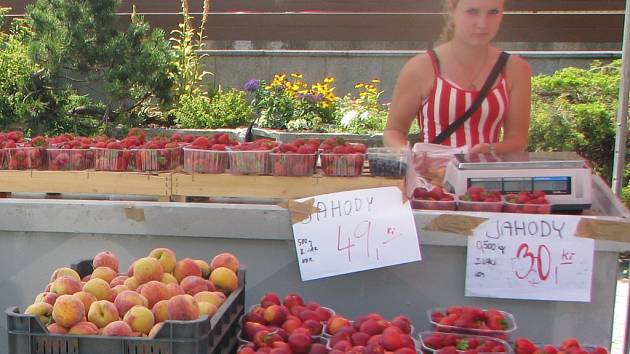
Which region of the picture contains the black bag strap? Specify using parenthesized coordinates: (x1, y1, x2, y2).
(431, 50, 510, 145)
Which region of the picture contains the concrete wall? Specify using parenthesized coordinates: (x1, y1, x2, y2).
(202, 50, 621, 101)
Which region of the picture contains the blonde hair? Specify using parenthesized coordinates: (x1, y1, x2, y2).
(439, 0, 459, 43)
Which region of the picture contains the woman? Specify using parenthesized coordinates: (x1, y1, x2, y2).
(384, 0, 531, 154)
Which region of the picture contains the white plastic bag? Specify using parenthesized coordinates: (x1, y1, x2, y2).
(406, 143, 467, 196)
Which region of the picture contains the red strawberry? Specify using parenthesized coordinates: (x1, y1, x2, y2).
(514, 338, 538, 354)
(589, 347, 608, 354)
(560, 339, 581, 351)
(541, 345, 558, 354)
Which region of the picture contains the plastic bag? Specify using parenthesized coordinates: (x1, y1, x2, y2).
(407, 143, 467, 194)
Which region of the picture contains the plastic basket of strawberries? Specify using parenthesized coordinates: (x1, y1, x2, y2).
(512, 337, 609, 354)
(47, 135, 96, 171)
(411, 186, 457, 210)
(228, 139, 279, 175)
(183, 134, 238, 174)
(504, 191, 551, 214)
(458, 187, 504, 213)
(3, 135, 48, 170)
(133, 139, 181, 172)
(270, 139, 319, 176)
(428, 306, 517, 340)
(319, 138, 366, 177)
(419, 331, 514, 354)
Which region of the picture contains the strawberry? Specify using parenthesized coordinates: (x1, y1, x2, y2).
(514, 338, 538, 354)
(588, 347, 608, 354)
(559, 338, 580, 351)
(541, 345, 558, 354)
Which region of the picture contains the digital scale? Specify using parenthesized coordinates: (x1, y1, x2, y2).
(443, 151, 592, 211)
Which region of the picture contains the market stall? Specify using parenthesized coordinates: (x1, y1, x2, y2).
(0, 169, 627, 354)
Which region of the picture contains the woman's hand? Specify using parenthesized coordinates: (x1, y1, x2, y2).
(469, 143, 491, 154)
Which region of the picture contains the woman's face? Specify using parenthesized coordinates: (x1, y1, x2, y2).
(450, 0, 504, 46)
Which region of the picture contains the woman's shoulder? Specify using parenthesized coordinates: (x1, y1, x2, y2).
(504, 52, 532, 78)
(397, 52, 435, 86)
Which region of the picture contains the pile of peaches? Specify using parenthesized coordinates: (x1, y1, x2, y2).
(23, 248, 241, 337)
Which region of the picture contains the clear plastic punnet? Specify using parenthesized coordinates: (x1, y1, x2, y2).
(183, 147, 229, 174)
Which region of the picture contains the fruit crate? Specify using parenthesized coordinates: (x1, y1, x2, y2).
(47, 149, 94, 171)
(6, 264, 246, 354)
(320, 153, 365, 177)
(133, 147, 181, 172)
(183, 147, 230, 174)
(366, 147, 408, 177)
(270, 152, 318, 176)
(228, 150, 272, 175)
(427, 307, 517, 340)
(91, 148, 134, 172)
(1, 147, 46, 170)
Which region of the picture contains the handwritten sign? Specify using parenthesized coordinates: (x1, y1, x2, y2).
(291, 187, 421, 281)
(465, 214, 594, 302)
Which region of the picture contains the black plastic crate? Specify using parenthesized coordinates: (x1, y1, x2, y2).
(6, 266, 246, 354)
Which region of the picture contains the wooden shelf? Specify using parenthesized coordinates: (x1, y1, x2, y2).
(0, 170, 403, 201)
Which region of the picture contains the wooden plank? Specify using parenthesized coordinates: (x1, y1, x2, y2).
(0, 170, 171, 197)
(172, 173, 403, 199)
(2, 0, 625, 15)
(127, 13, 623, 44)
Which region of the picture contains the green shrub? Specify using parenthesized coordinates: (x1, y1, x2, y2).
(173, 89, 253, 129)
(528, 60, 629, 199)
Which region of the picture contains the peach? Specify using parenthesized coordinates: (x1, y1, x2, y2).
(263, 304, 288, 326)
(47, 323, 69, 334)
(194, 259, 211, 279)
(93, 251, 119, 272)
(110, 275, 128, 287)
(87, 300, 119, 329)
(210, 252, 240, 273)
(209, 267, 238, 294)
(243, 306, 266, 324)
(50, 267, 81, 282)
(69, 321, 99, 335)
(167, 294, 199, 321)
(140, 280, 170, 308)
(197, 301, 218, 318)
(51, 275, 82, 295)
(73, 291, 97, 316)
(393, 348, 417, 354)
(123, 305, 155, 335)
(148, 247, 177, 273)
(25, 302, 53, 325)
(160, 272, 178, 285)
(298, 309, 319, 322)
(332, 340, 352, 352)
(111, 285, 129, 297)
(260, 292, 281, 308)
(133, 257, 164, 285)
(148, 322, 164, 338)
(34, 292, 59, 306)
(52, 294, 85, 328)
(127, 262, 135, 277)
(152, 300, 169, 323)
(283, 293, 304, 309)
(114, 290, 148, 317)
(101, 320, 133, 337)
(123, 276, 139, 291)
(242, 321, 267, 341)
(326, 315, 351, 335)
(91, 266, 117, 284)
(193, 291, 225, 308)
(83, 278, 113, 301)
(166, 283, 185, 299)
(173, 258, 201, 283)
(180, 275, 210, 296)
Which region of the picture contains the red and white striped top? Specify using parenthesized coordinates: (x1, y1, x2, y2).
(418, 50, 509, 147)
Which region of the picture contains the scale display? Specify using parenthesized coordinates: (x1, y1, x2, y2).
(468, 176, 572, 195)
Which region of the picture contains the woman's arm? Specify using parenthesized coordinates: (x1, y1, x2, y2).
(384, 55, 431, 149)
(470, 55, 532, 154)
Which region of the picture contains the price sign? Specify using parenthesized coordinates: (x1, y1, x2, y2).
(291, 187, 421, 281)
(465, 214, 594, 302)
